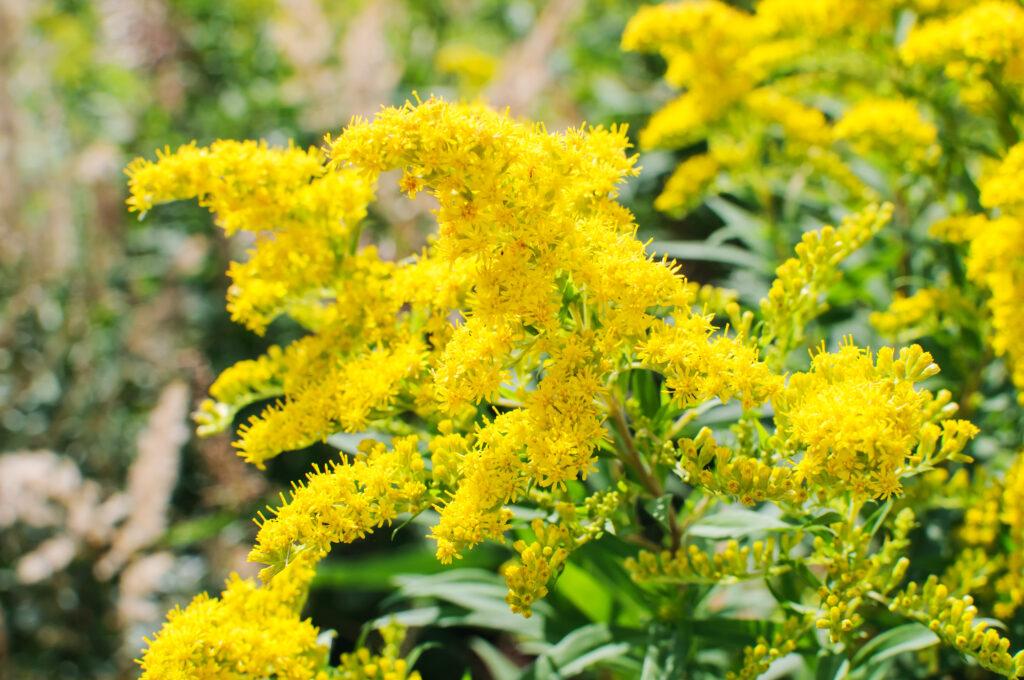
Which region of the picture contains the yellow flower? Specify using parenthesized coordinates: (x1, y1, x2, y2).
(250, 436, 429, 577)
(833, 98, 939, 168)
(773, 342, 976, 500)
(138, 556, 325, 680)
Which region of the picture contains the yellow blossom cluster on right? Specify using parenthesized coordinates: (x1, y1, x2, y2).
(772, 342, 977, 500)
(622, 0, 1004, 214)
(930, 144, 1024, 403)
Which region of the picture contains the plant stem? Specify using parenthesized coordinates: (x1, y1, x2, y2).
(608, 396, 681, 550)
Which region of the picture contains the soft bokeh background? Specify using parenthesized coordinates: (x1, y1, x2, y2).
(0, 1, 695, 677)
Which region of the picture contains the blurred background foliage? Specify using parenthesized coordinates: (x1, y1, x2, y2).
(5, 0, 1022, 679)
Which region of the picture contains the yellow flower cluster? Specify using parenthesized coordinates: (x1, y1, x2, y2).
(980, 143, 1024, 211)
(639, 319, 779, 411)
(623, 0, 936, 214)
(833, 98, 939, 169)
(755, 0, 893, 38)
(333, 623, 422, 680)
(994, 454, 1024, 619)
(314, 96, 780, 565)
(250, 436, 429, 578)
(759, 204, 892, 367)
(920, 455, 1024, 622)
(138, 557, 327, 680)
(772, 343, 977, 500)
(889, 576, 1024, 678)
(870, 288, 944, 340)
(653, 153, 719, 215)
(504, 518, 573, 618)
(959, 487, 1001, 547)
(626, 535, 794, 585)
(941, 547, 1001, 596)
(625, 0, 1024, 219)
(621, 2, 763, 112)
(727, 615, 809, 680)
(128, 141, 446, 468)
(123, 100, 791, 584)
(127, 141, 374, 334)
(194, 345, 288, 437)
(675, 427, 805, 506)
(931, 145, 1024, 403)
(900, 2, 1024, 81)
(812, 508, 914, 643)
(434, 43, 498, 91)
(427, 411, 525, 564)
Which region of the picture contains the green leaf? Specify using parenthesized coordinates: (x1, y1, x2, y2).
(388, 569, 546, 637)
(313, 545, 504, 589)
(556, 561, 613, 622)
(766, 561, 822, 607)
(805, 511, 844, 528)
(643, 494, 675, 537)
(631, 369, 662, 419)
(568, 538, 652, 626)
(639, 623, 688, 680)
(692, 617, 769, 645)
(704, 196, 773, 254)
(753, 418, 772, 450)
(852, 623, 938, 667)
(161, 512, 235, 547)
(816, 652, 849, 680)
(405, 641, 444, 672)
(545, 624, 612, 668)
(468, 638, 520, 680)
(558, 643, 631, 677)
(654, 241, 766, 270)
(688, 510, 794, 539)
(863, 500, 893, 538)
(760, 654, 805, 680)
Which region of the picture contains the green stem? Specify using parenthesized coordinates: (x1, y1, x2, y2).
(608, 396, 681, 550)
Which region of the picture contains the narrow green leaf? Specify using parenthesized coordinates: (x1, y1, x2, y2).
(556, 561, 613, 622)
(655, 241, 766, 270)
(313, 545, 503, 589)
(704, 196, 773, 253)
(532, 654, 561, 680)
(558, 642, 631, 677)
(852, 623, 938, 667)
(688, 510, 794, 539)
(643, 494, 675, 537)
(631, 369, 662, 418)
(545, 624, 612, 668)
(816, 652, 849, 680)
(806, 511, 844, 528)
(863, 500, 893, 538)
(162, 512, 236, 547)
(405, 641, 444, 672)
(468, 638, 520, 680)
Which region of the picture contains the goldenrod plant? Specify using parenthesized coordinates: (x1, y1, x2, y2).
(123, 3, 1024, 677)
